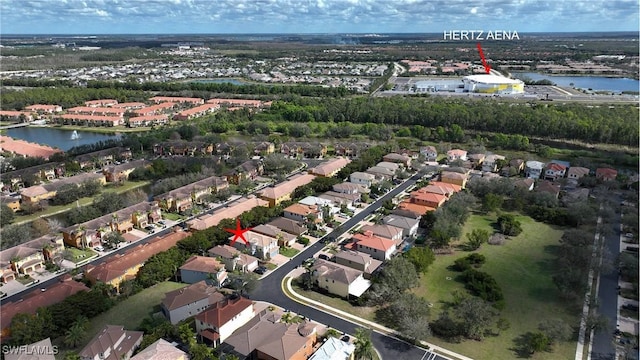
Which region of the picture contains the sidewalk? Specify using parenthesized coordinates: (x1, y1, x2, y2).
(282, 269, 474, 360)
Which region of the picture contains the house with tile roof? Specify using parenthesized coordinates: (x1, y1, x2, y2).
(351, 232, 397, 261)
(596, 167, 618, 181)
(360, 224, 403, 245)
(25, 104, 63, 114)
(127, 114, 169, 128)
(284, 203, 323, 223)
(349, 172, 376, 187)
(482, 154, 506, 173)
(196, 296, 255, 347)
(62, 201, 161, 249)
(308, 336, 355, 360)
(187, 196, 268, 231)
(258, 173, 316, 207)
(514, 178, 535, 191)
(79, 325, 143, 360)
(334, 250, 383, 279)
(207, 245, 259, 273)
(366, 166, 395, 181)
(161, 280, 225, 324)
(382, 215, 419, 238)
(179, 255, 227, 287)
(0, 275, 89, 339)
(310, 157, 351, 177)
(409, 188, 447, 208)
(85, 230, 189, 292)
(0, 235, 64, 278)
(149, 96, 204, 105)
(311, 259, 371, 298)
(223, 309, 318, 360)
(420, 146, 438, 161)
(440, 171, 468, 188)
(429, 181, 462, 194)
(102, 160, 150, 183)
(544, 162, 567, 181)
(567, 166, 590, 181)
(267, 217, 308, 236)
(375, 161, 400, 172)
(225, 159, 264, 185)
(231, 231, 279, 260)
(395, 201, 435, 218)
(382, 153, 411, 167)
(447, 149, 468, 162)
(252, 224, 297, 247)
(155, 175, 229, 213)
(535, 180, 562, 199)
(130, 339, 187, 360)
(525, 160, 545, 179)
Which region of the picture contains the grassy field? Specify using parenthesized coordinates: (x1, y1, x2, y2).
(14, 180, 150, 224)
(413, 213, 578, 360)
(79, 281, 186, 350)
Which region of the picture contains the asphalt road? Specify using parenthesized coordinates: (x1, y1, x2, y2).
(252, 173, 447, 360)
(591, 204, 628, 360)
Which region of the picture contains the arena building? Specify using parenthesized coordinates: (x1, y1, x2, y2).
(462, 74, 525, 94)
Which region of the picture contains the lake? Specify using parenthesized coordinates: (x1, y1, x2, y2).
(192, 78, 248, 85)
(512, 72, 640, 93)
(7, 127, 121, 151)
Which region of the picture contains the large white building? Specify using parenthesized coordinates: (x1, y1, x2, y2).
(462, 74, 524, 94)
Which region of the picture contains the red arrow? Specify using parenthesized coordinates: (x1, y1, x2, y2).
(476, 43, 491, 74)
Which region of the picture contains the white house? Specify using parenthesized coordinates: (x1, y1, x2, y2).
(382, 215, 419, 238)
(525, 161, 545, 179)
(349, 172, 376, 187)
(447, 149, 468, 162)
(311, 259, 371, 299)
(420, 146, 438, 161)
(195, 296, 255, 347)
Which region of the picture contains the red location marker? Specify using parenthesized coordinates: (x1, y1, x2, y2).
(476, 43, 491, 74)
(225, 218, 253, 246)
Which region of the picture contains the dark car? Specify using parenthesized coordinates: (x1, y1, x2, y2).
(253, 266, 268, 275)
(318, 254, 332, 261)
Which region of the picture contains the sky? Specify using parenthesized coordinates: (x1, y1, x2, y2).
(1, 0, 639, 35)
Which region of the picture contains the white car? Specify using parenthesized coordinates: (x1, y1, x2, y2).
(94, 246, 104, 252)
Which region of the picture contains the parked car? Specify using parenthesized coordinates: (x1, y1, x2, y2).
(94, 245, 104, 252)
(318, 254, 332, 261)
(253, 266, 268, 275)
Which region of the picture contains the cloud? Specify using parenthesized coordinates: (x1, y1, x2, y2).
(0, 0, 637, 34)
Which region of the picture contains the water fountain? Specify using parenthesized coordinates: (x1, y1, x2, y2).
(70, 130, 79, 140)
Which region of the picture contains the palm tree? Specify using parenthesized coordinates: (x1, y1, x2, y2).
(354, 328, 376, 360)
(324, 328, 341, 339)
(64, 322, 85, 348)
(77, 225, 87, 249)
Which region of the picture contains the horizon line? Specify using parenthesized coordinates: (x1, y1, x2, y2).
(2, 31, 639, 36)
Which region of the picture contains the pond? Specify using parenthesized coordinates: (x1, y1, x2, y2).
(7, 127, 121, 151)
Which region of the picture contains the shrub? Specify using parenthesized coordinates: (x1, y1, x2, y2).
(297, 236, 310, 246)
(461, 269, 504, 306)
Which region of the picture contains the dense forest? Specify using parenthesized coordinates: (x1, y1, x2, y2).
(259, 97, 639, 146)
(1, 85, 637, 147)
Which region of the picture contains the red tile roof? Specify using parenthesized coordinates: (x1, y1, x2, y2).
(352, 232, 396, 251)
(195, 296, 253, 328)
(1, 276, 89, 334)
(180, 255, 223, 273)
(86, 230, 189, 284)
(0, 135, 62, 159)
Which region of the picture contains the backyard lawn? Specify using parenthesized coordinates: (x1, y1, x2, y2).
(78, 281, 186, 350)
(413, 213, 579, 360)
(163, 212, 184, 221)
